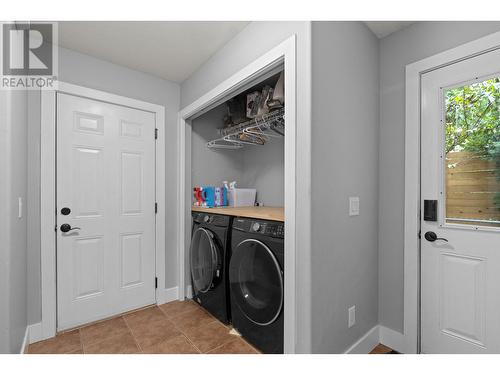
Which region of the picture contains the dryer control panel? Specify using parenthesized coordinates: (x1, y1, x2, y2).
(233, 217, 284, 239)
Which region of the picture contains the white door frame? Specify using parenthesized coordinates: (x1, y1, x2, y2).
(404, 31, 500, 354)
(177, 35, 298, 353)
(39, 82, 166, 341)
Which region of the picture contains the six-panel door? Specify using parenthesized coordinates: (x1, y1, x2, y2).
(56, 93, 156, 330)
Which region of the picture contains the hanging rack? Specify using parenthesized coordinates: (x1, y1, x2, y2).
(206, 107, 285, 150)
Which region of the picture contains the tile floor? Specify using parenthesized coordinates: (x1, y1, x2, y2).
(369, 344, 397, 354)
(27, 300, 260, 354)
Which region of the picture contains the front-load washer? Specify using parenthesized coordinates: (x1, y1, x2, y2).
(229, 217, 284, 354)
(190, 212, 232, 324)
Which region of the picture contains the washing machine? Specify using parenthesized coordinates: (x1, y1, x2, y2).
(229, 217, 284, 354)
(190, 212, 232, 324)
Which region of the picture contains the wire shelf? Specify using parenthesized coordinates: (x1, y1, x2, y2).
(206, 108, 284, 150)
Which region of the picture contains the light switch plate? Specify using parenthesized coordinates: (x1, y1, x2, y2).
(349, 196, 360, 216)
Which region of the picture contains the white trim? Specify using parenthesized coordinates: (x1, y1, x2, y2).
(40, 90, 56, 341)
(177, 35, 298, 353)
(28, 322, 43, 344)
(185, 284, 193, 299)
(157, 287, 179, 305)
(40, 82, 166, 340)
(379, 326, 409, 354)
(20, 326, 30, 354)
(344, 326, 380, 354)
(404, 30, 500, 354)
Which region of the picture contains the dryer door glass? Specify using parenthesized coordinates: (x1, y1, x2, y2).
(229, 239, 283, 326)
(190, 228, 219, 293)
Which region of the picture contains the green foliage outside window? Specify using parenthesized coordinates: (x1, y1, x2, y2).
(445, 77, 500, 210)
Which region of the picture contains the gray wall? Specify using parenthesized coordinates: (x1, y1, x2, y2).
(310, 22, 379, 353)
(0, 89, 29, 353)
(27, 46, 180, 325)
(241, 137, 284, 207)
(181, 21, 312, 352)
(191, 104, 245, 189)
(191, 103, 284, 207)
(378, 21, 500, 333)
(0, 92, 9, 352)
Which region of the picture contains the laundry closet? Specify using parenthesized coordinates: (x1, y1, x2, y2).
(188, 67, 286, 353)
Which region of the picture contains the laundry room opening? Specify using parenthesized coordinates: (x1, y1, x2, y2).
(177, 36, 298, 353)
(189, 68, 285, 353)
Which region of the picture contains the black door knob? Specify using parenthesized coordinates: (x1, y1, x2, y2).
(60, 223, 81, 233)
(424, 231, 448, 242)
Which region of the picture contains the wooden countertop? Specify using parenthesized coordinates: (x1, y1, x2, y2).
(192, 206, 284, 222)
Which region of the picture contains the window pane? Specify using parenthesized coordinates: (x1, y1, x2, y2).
(444, 77, 500, 227)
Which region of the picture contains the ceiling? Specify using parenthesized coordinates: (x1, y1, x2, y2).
(58, 21, 414, 83)
(364, 21, 414, 38)
(58, 21, 249, 83)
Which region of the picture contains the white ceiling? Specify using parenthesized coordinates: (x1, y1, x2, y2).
(58, 21, 414, 83)
(58, 21, 249, 83)
(364, 21, 414, 38)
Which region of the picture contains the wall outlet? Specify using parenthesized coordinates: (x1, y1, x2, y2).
(349, 196, 360, 216)
(348, 305, 356, 328)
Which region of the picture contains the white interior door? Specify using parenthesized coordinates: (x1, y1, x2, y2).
(421, 49, 500, 353)
(56, 93, 156, 330)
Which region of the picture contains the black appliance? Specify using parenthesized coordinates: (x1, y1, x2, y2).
(190, 212, 232, 324)
(229, 217, 284, 354)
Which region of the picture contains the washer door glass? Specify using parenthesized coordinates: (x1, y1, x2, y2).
(190, 228, 220, 293)
(229, 239, 283, 326)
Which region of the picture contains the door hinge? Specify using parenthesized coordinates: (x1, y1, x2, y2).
(155, 277, 158, 289)
(155, 202, 158, 214)
(418, 230, 421, 239)
(155, 128, 158, 140)
(54, 225, 57, 232)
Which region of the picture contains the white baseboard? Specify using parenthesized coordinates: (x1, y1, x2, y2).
(185, 284, 193, 299)
(164, 287, 179, 303)
(343, 325, 414, 354)
(156, 286, 179, 305)
(345, 325, 380, 354)
(20, 326, 30, 354)
(28, 322, 43, 344)
(379, 325, 413, 354)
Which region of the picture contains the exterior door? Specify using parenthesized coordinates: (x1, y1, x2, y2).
(421, 49, 500, 353)
(56, 93, 156, 330)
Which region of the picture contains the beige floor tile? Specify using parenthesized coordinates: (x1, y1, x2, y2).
(159, 300, 200, 319)
(207, 338, 259, 354)
(28, 330, 82, 354)
(67, 349, 84, 354)
(142, 335, 200, 354)
(369, 344, 395, 354)
(170, 306, 216, 333)
(127, 315, 182, 349)
(80, 317, 130, 347)
(183, 320, 233, 353)
(124, 306, 166, 327)
(84, 331, 140, 354)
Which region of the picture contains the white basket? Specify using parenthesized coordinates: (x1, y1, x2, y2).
(228, 188, 256, 207)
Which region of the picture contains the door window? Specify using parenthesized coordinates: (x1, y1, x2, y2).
(443, 77, 500, 227)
